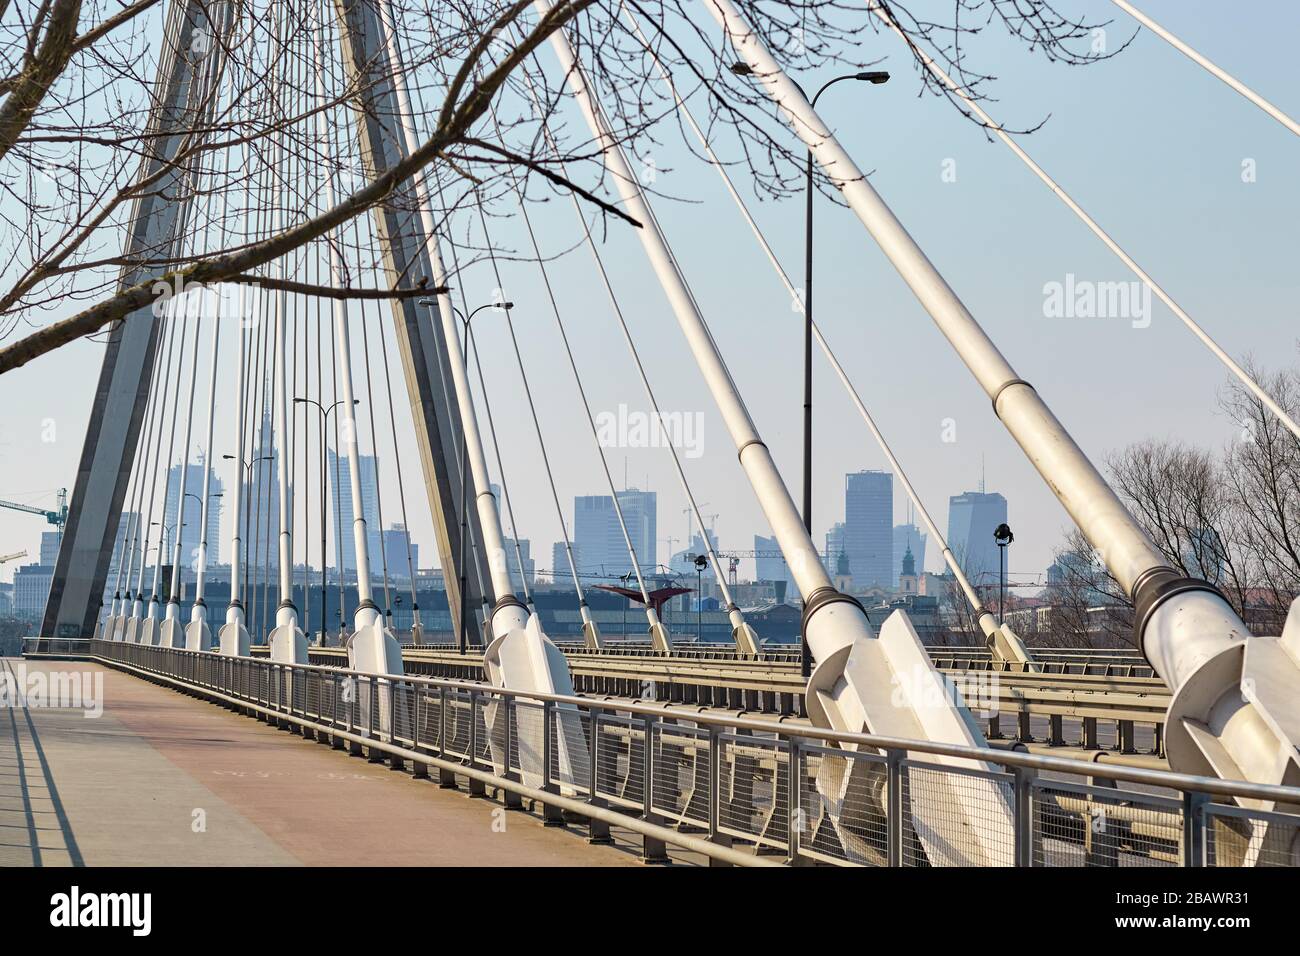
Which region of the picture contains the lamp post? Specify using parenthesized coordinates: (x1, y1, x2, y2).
(292, 397, 358, 644)
(994, 523, 1014, 625)
(730, 63, 888, 678)
(418, 297, 513, 655)
(693, 553, 708, 642)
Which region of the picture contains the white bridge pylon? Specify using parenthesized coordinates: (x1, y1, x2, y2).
(538, 0, 1014, 865)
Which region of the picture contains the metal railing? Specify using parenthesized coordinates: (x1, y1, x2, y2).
(88, 639, 1300, 867)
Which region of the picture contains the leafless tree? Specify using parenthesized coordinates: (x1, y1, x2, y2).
(0, 0, 1129, 373)
(1044, 354, 1300, 644)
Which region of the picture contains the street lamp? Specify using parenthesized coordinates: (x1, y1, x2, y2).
(293, 397, 359, 645)
(994, 523, 1014, 625)
(693, 553, 709, 642)
(418, 297, 514, 655)
(730, 61, 889, 678)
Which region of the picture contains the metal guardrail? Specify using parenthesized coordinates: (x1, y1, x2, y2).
(88, 639, 1300, 867)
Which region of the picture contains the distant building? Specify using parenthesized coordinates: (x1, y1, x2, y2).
(844, 471, 892, 587)
(947, 490, 1007, 586)
(551, 541, 581, 585)
(328, 450, 382, 578)
(13, 563, 54, 622)
(380, 524, 418, 581)
(162, 457, 224, 570)
(899, 545, 918, 595)
(573, 488, 657, 575)
(753, 534, 794, 591)
(245, 407, 279, 571)
(892, 523, 926, 586)
(502, 536, 535, 592)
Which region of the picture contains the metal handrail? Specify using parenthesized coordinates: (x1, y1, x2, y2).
(87, 639, 1300, 808)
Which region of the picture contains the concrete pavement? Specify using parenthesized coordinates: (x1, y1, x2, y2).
(1, 658, 637, 866)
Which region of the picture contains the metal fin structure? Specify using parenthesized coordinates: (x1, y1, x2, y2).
(806, 608, 1014, 865)
(268, 625, 308, 661)
(579, 604, 603, 650)
(217, 615, 251, 657)
(347, 621, 404, 675)
(184, 618, 214, 652)
(989, 623, 1036, 670)
(158, 616, 184, 648)
(485, 613, 589, 792)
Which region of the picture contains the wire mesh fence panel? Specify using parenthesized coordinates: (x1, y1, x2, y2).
(444, 690, 472, 762)
(1206, 803, 1300, 867)
(389, 680, 417, 747)
(551, 705, 592, 797)
(513, 699, 546, 786)
(717, 733, 789, 852)
(473, 694, 493, 767)
(1032, 779, 1182, 867)
(593, 713, 644, 811)
(796, 745, 889, 866)
(650, 722, 710, 828)
(902, 760, 1015, 867)
(413, 686, 440, 751)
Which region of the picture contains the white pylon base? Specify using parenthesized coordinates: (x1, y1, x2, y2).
(184, 619, 214, 651)
(158, 613, 183, 648)
(649, 621, 672, 653)
(268, 623, 309, 663)
(805, 606, 1015, 866)
(346, 622, 404, 675)
(139, 618, 158, 646)
(988, 623, 1036, 669)
(217, 620, 250, 656)
(733, 622, 761, 658)
(484, 612, 588, 792)
(582, 619, 602, 650)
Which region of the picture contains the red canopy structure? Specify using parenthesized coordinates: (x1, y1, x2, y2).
(591, 584, 691, 616)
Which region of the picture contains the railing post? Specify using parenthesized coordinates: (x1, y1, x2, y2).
(438, 684, 456, 789)
(1183, 790, 1207, 867)
(540, 700, 564, 825)
(467, 689, 485, 796)
(500, 695, 523, 809)
(587, 707, 612, 844)
(641, 715, 668, 863)
(1013, 765, 1035, 867)
(704, 724, 731, 865)
(788, 737, 804, 865)
(887, 748, 904, 867)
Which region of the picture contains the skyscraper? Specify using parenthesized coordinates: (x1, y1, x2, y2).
(328, 450, 382, 579)
(893, 523, 927, 586)
(380, 524, 418, 581)
(754, 534, 793, 587)
(844, 471, 893, 586)
(162, 455, 224, 570)
(947, 490, 1008, 585)
(573, 488, 657, 575)
(245, 407, 279, 574)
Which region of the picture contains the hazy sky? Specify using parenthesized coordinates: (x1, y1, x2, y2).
(2, 0, 1298, 590)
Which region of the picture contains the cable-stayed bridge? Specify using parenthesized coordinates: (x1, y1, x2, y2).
(8, 0, 1300, 868)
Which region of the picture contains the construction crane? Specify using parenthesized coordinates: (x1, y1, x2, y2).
(0, 488, 69, 536)
(0, 549, 28, 565)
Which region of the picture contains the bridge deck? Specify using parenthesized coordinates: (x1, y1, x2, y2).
(1, 659, 635, 867)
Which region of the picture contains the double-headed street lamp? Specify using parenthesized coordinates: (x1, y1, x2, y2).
(418, 297, 513, 656)
(730, 62, 889, 678)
